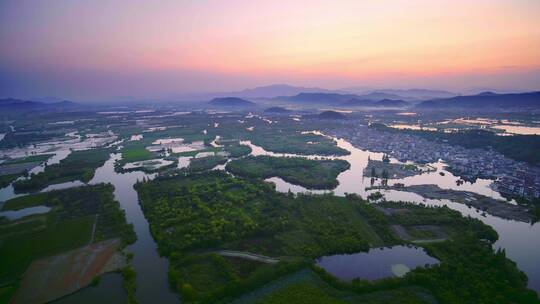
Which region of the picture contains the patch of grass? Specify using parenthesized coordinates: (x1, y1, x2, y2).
(0, 284, 18, 304)
(225, 257, 268, 279)
(351, 286, 437, 304)
(121, 266, 137, 304)
(171, 254, 237, 298)
(122, 144, 153, 163)
(0, 185, 136, 285)
(2, 154, 54, 165)
(405, 226, 439, 240)
(1, 193, 47, 211)
(0, 132, 60, 149)
(187, 156, 227, 172)
(0, 215, 94, 284)
(250, 132, 349, 156)
(224, 144, 252, 158)
(0, 173, 21, 188)
(13, 148, 111, 192)
(0, 218, 46, 238)
(256, 282, 347, 304)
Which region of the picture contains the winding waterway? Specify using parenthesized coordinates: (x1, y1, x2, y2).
(89, 153, 178, 303)
(0, 151, 179, 302)
(239, 134, 540, 293)
(1, 131, 539, 298)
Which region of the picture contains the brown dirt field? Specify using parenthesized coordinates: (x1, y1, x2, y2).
(10, 238, 124, 304)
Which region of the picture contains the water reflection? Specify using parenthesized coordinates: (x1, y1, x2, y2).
(52, 273, 126, 304)
(0, 206, 51, 220)
(316, 245, 438, 282)
(90, 154, 178, 303)
(41, 181, 85, 192)
(492, 125, 540, 135)
(244, 137, 505, 201)
(246, 133, 539, 293)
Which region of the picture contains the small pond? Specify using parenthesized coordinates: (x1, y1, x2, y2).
(316, 245, 439, 282)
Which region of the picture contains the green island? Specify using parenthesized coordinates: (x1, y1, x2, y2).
(226, 156, 350, 189)
(135, 171, 538, 303)
(0, 154, 54, 187)
(0, 131, 62, 149)
(1, 154, 54, 165)
(12, 148, 111, 192)
(249, 132, 349, 156)
(121, 140, 156, 164)
(0, 173, 20, 188)
(222, 142, 252, 158)
(187, 156, 228, 172)
(0, 185, 136, 303)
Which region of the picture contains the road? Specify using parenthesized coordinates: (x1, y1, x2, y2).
(215, 250, 280, 264)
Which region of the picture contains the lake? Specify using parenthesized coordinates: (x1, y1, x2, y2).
(316, 245, 439, 281)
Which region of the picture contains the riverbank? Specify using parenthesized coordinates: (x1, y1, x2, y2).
(368, 184, 533, 223)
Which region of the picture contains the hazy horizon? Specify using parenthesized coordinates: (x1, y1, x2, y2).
(1, 0, 540, 101)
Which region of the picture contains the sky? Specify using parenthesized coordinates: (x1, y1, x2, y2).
(1, 0, 539, 101)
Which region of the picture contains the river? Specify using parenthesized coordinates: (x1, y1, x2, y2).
(239, 134, 540, 293)
(89, 153, 178, 303)
(1, 132, 539, 297)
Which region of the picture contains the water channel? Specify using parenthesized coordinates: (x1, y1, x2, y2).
(238, 134, 540, 293)
(89, 153, 179, 303)
(1, 131, 539, 298)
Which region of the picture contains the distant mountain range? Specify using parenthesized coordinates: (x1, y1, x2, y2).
(146, 84, 460, 103)
(232, 84, 334, 98)
(207, 97, 256, 107)
(415, 91, 540, 109)
(0, 98, 79, 111)
(343, 88, 457, 101)
(174, 84, 334, 101)
(272, 93, 409, 108)
(176, 84, 454, 101)
(341, 98, 409, 108)
(274, 93, 359, 104)
(353, 92, 407, 101)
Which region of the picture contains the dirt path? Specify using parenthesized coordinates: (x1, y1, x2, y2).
(88, 214, 98, 245)
(215, 250, 279, 264)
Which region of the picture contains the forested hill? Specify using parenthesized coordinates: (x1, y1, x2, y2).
(208, 97, 256, 107)
(0, 98, 78, 111)
(415, 91, 540, 110)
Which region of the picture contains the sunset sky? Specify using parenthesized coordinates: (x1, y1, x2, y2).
(1, 0, 539, 101)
